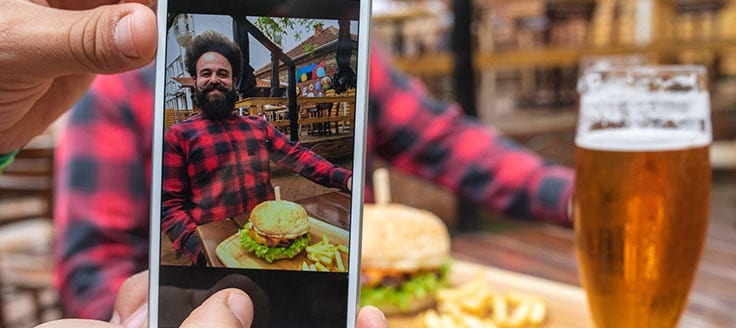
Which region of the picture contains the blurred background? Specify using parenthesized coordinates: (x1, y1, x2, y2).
(371, 0, 736, 226)
(1, 0, 735, 326)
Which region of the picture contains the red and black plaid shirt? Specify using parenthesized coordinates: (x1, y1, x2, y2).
(54, 69, 154, 319)
(54, 44, 573, 320)
(162, 114, 351, 262)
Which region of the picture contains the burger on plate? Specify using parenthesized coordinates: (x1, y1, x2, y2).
(360, 203, 451, 315)
(239, 200, 311, 263)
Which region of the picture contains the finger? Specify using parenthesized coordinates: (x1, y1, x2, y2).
(0, 73, 95, 152)
(3, 1, 156, 77)
(181, 289, 254, 328)
(111, 271, 150, 324)
(35, 318, 122, 328)
(357, 306, 389, 328)
(46, 1, 156, 10)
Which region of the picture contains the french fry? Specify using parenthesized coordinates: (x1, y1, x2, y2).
(484, 320, 499, 328)
(459, 314, 485, 328)
(505, 292, 528, 306)
(335, 249, 345, 272)
(318, 255, 332, 264)
(440, 315, 456, 327)
(315, 262, 329, 272)
(506, 301, 531, 328)
(304, 234, 350, 272)
(528, 299, 547, 326)
(416, 272, 549, 328)
(491, 293, 507, 324)
(460, 293, 486, 316)
(422, 309, 441, 326)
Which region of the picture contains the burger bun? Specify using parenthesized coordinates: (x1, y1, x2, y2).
(249, 200, 310, 239)
(361, 203, 451, 272)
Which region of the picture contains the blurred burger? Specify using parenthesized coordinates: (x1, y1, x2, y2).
(239, 200, 311, 263)
(360, 203, 451, 315)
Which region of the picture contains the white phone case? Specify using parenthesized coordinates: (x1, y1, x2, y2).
(149, 1, 371, 326)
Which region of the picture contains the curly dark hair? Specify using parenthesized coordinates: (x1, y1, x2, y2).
(184, 30, 242, 79)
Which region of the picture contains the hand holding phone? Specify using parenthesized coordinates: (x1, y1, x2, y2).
(149, 0, 371, 326)
(41, 272, 389, 328)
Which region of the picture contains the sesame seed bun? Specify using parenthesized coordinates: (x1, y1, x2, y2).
(361, 203, 451, 272)
(249, 200, 310, 239)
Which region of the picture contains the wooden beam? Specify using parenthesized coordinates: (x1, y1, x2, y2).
(392, 39, 736, 74)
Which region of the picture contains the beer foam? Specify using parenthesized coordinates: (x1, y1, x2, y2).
(579, 90, 711, 128)
(576, 128, 711, 151)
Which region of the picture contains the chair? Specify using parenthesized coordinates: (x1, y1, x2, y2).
(0, 140, 59, 327)
(311, 102, 334, 136)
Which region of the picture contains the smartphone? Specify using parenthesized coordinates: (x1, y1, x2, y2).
(149, 0, 370, 326)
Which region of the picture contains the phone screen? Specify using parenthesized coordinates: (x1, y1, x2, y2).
(149, 1, 369, 327)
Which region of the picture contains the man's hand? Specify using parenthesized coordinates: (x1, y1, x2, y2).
(0, 0, 157, 153)
(36, 271, 389, 328)
(357, 306, 389, 328)
(35, 271, 256, 328)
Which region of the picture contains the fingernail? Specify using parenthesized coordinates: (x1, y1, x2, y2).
(375, 309, 387, 327)
(110, 310, 121, 324)
(227, 293, 253, 328)
(114, 11, 140, 58)
(122, 302, 148, 328)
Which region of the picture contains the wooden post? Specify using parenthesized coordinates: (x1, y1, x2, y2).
(452, 0, 481, 230)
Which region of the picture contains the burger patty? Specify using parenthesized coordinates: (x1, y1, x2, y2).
(248, 226, 301, 247)
(361, 268, 443, 288)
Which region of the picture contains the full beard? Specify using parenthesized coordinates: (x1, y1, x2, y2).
(195, 84, 238, 121)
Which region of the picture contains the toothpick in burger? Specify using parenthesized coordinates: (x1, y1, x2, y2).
(360, 203, 451, 315)
(239, 200, 311, 263)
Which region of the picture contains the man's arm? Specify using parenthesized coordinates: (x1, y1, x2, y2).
(367, 45, 573, 223)
(265, 121, 352, 192)
(161, 128, 204, 263)
(54, 69, 153, 320)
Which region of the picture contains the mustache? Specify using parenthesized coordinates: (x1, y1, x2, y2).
(201, 83, 232, 95)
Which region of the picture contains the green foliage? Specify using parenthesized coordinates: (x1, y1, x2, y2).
(251, 17, 317, 47)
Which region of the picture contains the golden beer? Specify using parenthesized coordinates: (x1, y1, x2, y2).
(574, 129, 710, 328)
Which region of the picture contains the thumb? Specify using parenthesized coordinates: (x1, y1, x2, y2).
(3, 1, 156, 77)
(181, 289, 255, 328)
(357, 306, 389, 328)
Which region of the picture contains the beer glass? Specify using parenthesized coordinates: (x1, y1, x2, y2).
(574, 66, 711, 328)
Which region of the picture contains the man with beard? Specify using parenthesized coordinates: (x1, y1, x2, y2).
(162, 31, 353, 265)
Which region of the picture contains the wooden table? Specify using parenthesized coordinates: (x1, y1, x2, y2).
(450, 220, 736, 327)
(193, 190, 736, 326)
(196, 192, 351, 267)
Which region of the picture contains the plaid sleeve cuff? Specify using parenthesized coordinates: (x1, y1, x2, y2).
(334, 168, 352, 192)
(0, 149, 20, 172)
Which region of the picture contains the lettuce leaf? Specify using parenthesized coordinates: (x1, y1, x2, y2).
(238, 223, 311, 263)
(360, 262, 451, 310)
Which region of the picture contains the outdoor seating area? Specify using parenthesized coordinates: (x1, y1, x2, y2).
(235, 91, 356, 138)
(3, 0, 736, 326)
(162, 91, 356, 140)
